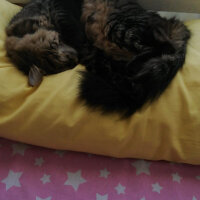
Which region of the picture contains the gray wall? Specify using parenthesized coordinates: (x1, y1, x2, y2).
(7, 0, 200, 13)
(138, 0, 200, 13)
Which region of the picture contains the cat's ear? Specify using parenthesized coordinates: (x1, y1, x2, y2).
(28, 65, 43, 87)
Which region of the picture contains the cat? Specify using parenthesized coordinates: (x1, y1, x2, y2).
(5, 0, 84, 86)
(5, 0, 190, 117)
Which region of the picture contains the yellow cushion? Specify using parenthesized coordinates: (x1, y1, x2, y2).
(1, 0, 200, 165)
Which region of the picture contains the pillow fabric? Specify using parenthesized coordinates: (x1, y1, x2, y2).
(1, 0, 200, 165)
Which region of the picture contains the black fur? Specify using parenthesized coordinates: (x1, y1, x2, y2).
(79, 1, 190, 117)
(6, 0, 191, 117)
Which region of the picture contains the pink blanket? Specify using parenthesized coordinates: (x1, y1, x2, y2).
(0, 138, 199, 200)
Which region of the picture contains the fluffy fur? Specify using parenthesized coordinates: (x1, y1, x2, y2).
(6, 0, 84, 84)
(5, 0, 190, 117)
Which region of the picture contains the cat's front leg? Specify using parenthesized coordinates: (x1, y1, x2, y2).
(6, 16, 50, 37)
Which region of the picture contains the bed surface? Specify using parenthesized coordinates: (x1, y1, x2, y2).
(0, 1, 200, 199)
(0, 138, 200, 200)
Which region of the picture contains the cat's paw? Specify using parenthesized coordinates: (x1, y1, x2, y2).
(107, 22, 144, 52)
(34, 29, 59, 48)
(45, 31, 60, 48)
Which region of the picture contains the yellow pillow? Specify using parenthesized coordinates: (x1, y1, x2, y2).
(1, 0, 200, 165)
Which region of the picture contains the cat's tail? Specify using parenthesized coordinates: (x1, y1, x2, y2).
(79, 18, 191, 117)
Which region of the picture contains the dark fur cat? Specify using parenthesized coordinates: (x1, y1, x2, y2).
(6, 0, 84, 85)
(6, 0, 190, 117)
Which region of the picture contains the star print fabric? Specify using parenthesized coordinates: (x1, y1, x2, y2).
(0, 139, 200, 200)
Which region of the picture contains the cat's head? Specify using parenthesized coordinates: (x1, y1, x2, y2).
(28, 43, 79, 87)
(6, 30, 79, 87)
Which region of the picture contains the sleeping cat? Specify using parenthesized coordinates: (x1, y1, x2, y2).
(5, 0, 190, 117)
(5, 0, 84, 86)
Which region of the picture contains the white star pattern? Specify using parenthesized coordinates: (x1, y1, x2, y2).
(12, 143, 29, 156)
(35, 157, 44, 167)
(40, 174, 51, 184)
(152, 182, 163, 194)
(54, 150, 65, 158)
(1, 138, 200, 199)
(192, 196, 197, 200)
(96, 193, 108, 200)
(132, 160, 151, 175)
(196, 176, 200, 180)
(115, 183, 126, 194)
(64, 170, 86, 191)
(100, 168, 110, 178)
(172, 173, 182, 183)
(1, 170, 23, 191)
(36, 196, 52, 200)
